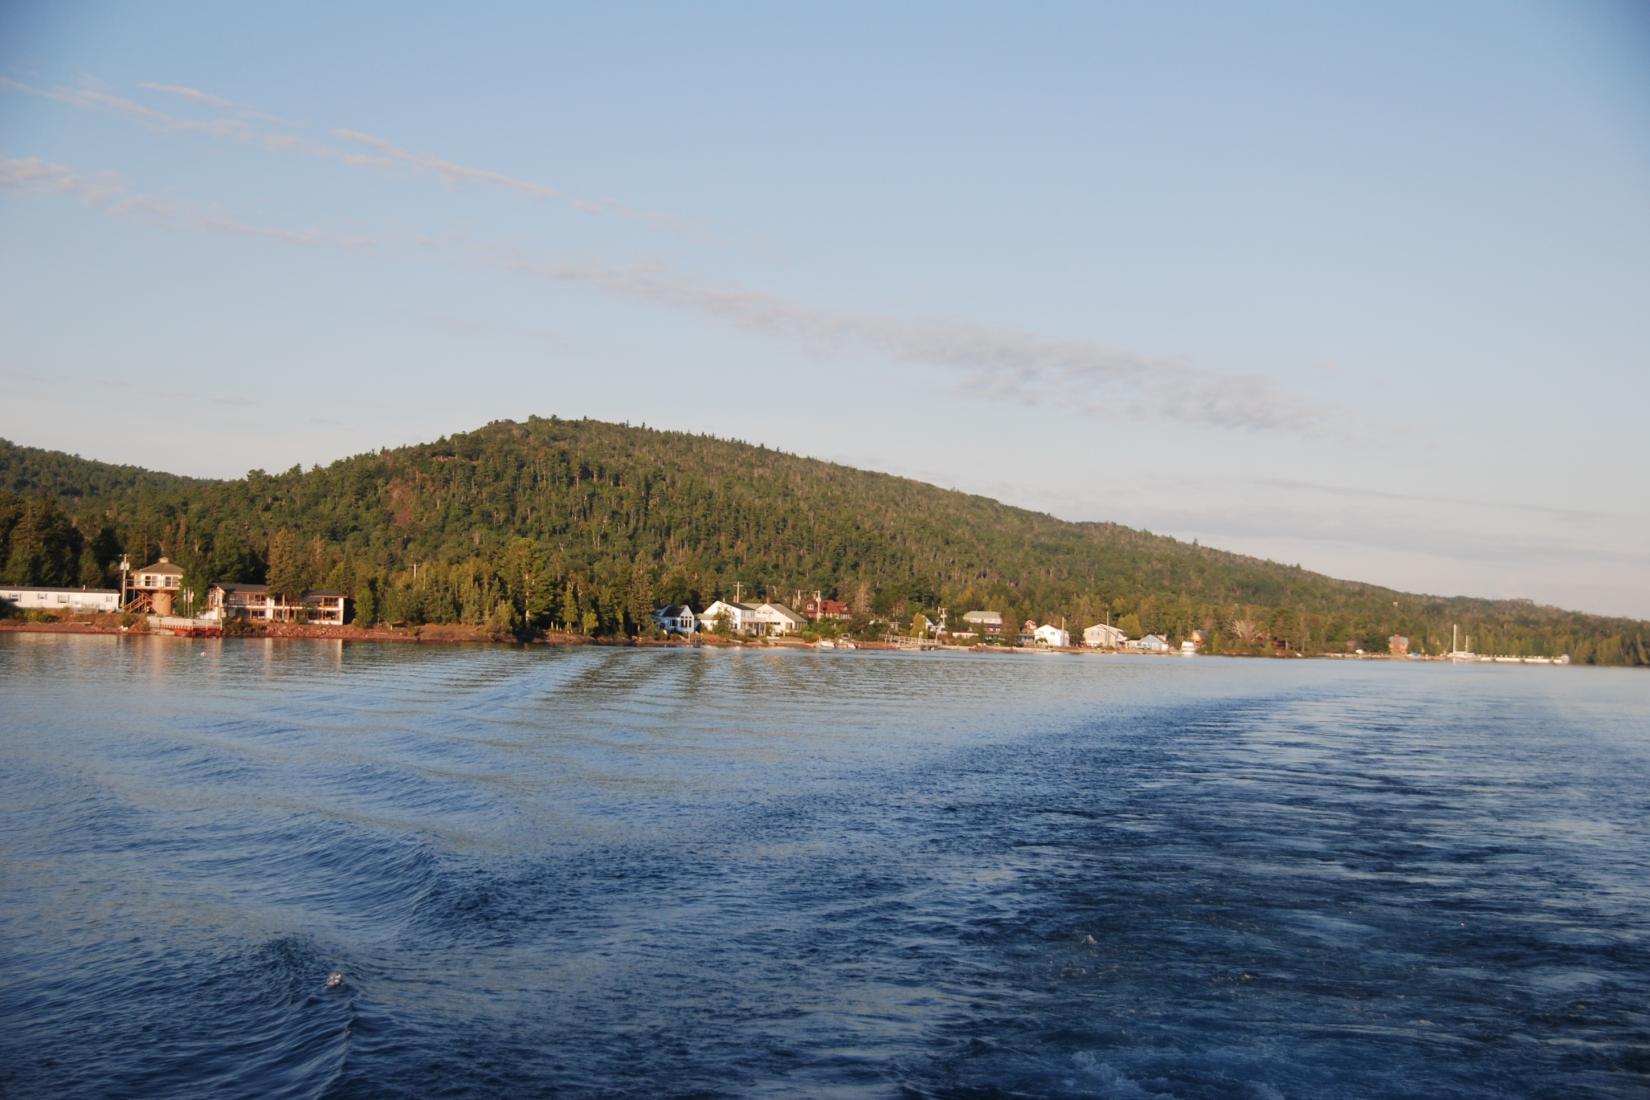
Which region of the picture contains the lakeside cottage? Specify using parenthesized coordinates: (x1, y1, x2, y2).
(204, 583, 348, 626)
(1083, 623, 1128, 649)
(1129, 634, 1171, 654)
(127, 557, 185, 615)
(742, 602, 807, 637)
(697, 600, 751, 634)
(694, 600, 806, 637)
(654, 604, 697, 636)
(804, 596, 851, 621)
(1033, 623, 1071, 648)
(961, 610, 1004, 635)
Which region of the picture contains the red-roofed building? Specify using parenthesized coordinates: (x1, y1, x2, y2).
(804, 596, 852, 621)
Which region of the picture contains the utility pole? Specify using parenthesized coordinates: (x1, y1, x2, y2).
(733, 581, 743, 604)
(119, 554, 130, 611)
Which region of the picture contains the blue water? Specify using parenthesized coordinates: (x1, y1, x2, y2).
(1, 636, 1647, 1098)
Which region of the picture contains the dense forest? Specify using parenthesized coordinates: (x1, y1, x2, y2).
(1, 420, 1645, 664)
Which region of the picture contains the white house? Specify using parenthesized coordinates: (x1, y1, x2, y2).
(744, 602, 807, 637)
(1, 586, 122, 613)
(1083, 623, 1128, 649)
(1033, 623, 1071, 648)
(654, 604, 697, 635)
(698, 600, 806, 637)
(1129, 634, 1171, 654)
(698, 600, 753, 634)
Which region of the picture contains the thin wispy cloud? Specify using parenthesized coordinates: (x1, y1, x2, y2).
(331, 129, 687, 228)
(1123, 502, 1649, 571)
(4, 151, 1333, 436)
(0, 76, 251, 138)
(1258, 478, 1605, 523)
(0, 154, 375, 250)
(136, 82, 233, 110)
(471, 246, 1335, 435)
(0, 74, 689, 230)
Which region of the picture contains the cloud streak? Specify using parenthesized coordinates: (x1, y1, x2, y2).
(331, 128, 686, 228)
(0, 154, 375, 250)
(1, 74, 687, 230)
(469, 246, 1334, 435)
(1120, 501, 1649, 571)
(1258, 477, 1606, 523)
(5, 151, 1332, 436)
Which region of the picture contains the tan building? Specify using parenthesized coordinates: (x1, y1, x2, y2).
(126, 557, 184, 615)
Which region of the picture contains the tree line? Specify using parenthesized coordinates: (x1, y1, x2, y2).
(1, 419, 1645, 666)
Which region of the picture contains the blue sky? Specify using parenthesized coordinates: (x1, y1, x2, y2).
(3, 2, 1648, 619)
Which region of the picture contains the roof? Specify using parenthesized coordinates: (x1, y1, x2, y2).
(765, 603, 806, 624)
(657, 604, 694, 616)
(134, 559, 184, 575)
(213, 583, 343, 600)
(0, 586, 119, 595)
(963, 610, 1003, 624)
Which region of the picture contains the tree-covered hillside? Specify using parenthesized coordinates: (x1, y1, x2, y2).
(1, 417, 1644, 664)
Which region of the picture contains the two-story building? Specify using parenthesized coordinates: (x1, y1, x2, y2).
(204, 583, 347, 625)
(127, 557, 185, 615)
(1083, 623, 1128, 649)
(804, 596, 852, 621)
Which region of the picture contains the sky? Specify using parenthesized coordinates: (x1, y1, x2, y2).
(2, 2, 1648, 619)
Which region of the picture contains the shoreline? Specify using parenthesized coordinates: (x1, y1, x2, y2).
(0, 617, 1581, 664)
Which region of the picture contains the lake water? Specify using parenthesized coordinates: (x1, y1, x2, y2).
(1, 635, 1647, 1098)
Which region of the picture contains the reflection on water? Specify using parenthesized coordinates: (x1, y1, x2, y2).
(2, 635, 1647, 1097)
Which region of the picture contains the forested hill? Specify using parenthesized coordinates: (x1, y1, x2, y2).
(1, 416, 1645, 664)
(0, 438, 209, 500)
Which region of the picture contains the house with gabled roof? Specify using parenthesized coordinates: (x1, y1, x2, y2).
(745, 602, 807, 637)
(804, 596, 851, 621)
(1033, 623, 1071, 648)
(698, 600, 753, 634)
(654, 604, 697, 635)
(1083, 623, 1128, 649)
